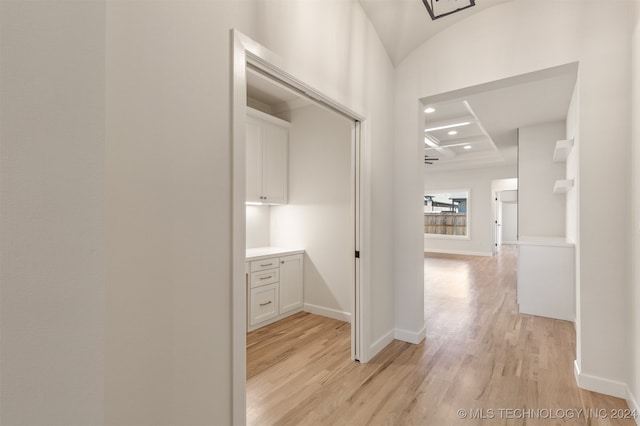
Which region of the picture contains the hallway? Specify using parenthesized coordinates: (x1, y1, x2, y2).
(246, 247, 634, 425)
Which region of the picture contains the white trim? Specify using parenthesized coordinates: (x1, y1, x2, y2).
(424, 234, 470, 241)
(304, 303, 351, 323)
(626, 386, 640, 426)
(231, 31, 248, 426)
(573, 360, 628, 399)
(502, 240, 519, 245)
(369, 330, 394, 358)
(424, 248, 493, 257)
(394, 326, 426, 344)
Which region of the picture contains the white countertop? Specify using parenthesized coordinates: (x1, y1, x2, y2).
(518, 236, 575, 247)
(246, 246, 305, 261)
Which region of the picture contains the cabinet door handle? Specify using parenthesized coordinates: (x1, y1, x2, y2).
(259, 301, 272, 307)
(260, 263, 273, 267)
(259, 275, 272, 280)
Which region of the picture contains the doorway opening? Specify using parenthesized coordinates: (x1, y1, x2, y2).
(231, 30, 366, 424)
(494, 187, 518, 254)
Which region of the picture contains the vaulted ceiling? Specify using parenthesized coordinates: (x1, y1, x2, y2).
(358, 0, 514, 66)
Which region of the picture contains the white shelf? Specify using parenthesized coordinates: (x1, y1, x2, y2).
(553, 179, 574, 194)
(553, 139, 574, 162)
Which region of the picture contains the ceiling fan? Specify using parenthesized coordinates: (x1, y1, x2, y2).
(424, 156, 439, 165)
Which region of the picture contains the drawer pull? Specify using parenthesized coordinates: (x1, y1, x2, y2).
(259, 301, 272, 307)
(260, 275, 272, 280)
(260, 262, 273, 267)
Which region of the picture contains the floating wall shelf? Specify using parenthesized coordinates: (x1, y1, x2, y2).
(553, 139, 574, 162)
(553, 179, 574, 194)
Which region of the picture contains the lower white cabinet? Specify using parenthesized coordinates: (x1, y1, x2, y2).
(247, 253, 303, 331)
(517, 238, 575, 321)
(279, 254, 304, 314)
(249, 283, 279, 326)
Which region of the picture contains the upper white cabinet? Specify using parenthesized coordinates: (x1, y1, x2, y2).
(246, 108, 290, 204)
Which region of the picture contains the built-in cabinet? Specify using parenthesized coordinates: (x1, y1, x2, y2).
(246, 249, 304, 331)
(517, 237, 575, 321)
(246, 107, 289, 204)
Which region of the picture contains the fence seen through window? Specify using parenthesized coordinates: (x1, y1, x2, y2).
(424, 190, 469, 237)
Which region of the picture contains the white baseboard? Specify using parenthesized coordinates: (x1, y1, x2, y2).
(424, 248, 493, 257)
(394, 326, 426, 344)
(626, 386, 640, 426)
(304, 303, 351, 323)
(369, 329, 394, 359)
(573, 360, 628, 399)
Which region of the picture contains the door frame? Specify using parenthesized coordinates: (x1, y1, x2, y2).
(231, 29, 368, 424)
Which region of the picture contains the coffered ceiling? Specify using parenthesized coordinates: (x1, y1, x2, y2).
(421, 63, 578, 171)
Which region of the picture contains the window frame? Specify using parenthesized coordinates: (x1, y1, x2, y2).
(423, 189, 471, 241)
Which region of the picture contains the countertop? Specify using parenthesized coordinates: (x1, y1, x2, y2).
(246, 246, 305, 261)
(517, 236, 575, 247)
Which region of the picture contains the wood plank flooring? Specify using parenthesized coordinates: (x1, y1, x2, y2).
(247, 246, 635, 425)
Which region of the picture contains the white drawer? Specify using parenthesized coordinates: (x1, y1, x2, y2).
(250, 268, 279, 288)
(250, 258, 279, 272)
(249, 283, 279, 326)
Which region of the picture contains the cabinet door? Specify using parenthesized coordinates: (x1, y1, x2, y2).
(279, 254, 303, 314)
(246, 118, 263, 203)
(250, 283, 279, 326)
(262, 123, 288, 204)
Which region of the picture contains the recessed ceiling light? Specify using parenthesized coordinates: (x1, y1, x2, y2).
(424, 121, 471, 132)
(448, 130, 458, 135)
(464, 145, 472, 150)
(424, 107, 436, 114)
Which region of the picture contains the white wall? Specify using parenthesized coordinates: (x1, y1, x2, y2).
(246, 205, 270, 249)
(518, 121, 567, 238)
(396, 0, 633, 400)
(104, 1, 395, 424)
(0, 2, 105, 424)
(270, 105, 353, 318)
(424, 165, 516, 256)
(630, 0, 640, 415)
(502, 202, 518, 244)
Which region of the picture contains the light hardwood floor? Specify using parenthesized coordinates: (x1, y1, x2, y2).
(247, 246, 635, 425)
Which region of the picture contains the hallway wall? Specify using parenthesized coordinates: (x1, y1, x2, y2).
(630, 0, 640, 415)
(0, 2, 105, 424)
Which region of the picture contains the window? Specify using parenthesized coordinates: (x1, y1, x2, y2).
(424, 190, 470, 239)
